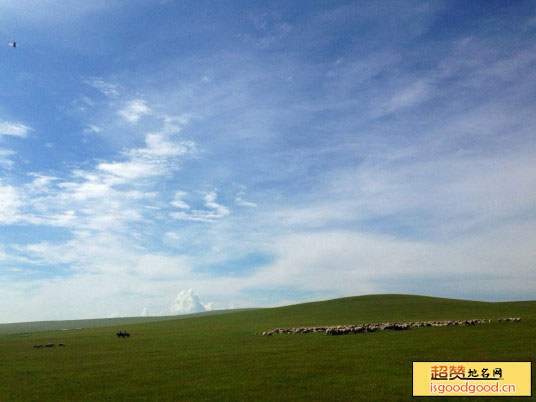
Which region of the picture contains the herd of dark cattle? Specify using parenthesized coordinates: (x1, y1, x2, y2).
(33, 331, 132, 348)
(261, 317, 522, 336)
(33, 343, 65, 348)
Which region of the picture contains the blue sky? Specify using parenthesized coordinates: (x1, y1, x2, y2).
(0, 1, 535, 322)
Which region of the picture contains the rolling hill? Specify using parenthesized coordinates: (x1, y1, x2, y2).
(0, 308, 255, 335)
(1, 294, 534, 400)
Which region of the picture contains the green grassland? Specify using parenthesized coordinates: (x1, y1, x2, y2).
(0, 309, 255, 335)
(0, 294, 534, 401)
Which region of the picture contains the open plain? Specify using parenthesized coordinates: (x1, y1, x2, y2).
(1, 294, 534, 401)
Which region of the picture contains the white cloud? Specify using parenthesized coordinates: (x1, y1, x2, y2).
(163, 232, 182, 247)
(0, 149, 16, 169)
(61, 180, 111, 201)
(108, 312, 122, 318)
(169, 211, 212, 222)
(84, 77, 123, 98)
(170, 191, 190, 209)
(96, 136, 196, 182)
(118, 99, 151, 123)
(133, 254, 192, 278)
(221, 223, 535, 302)
(271, 142, 536, 239)
(170, 200, 189, 209)
(203, 191, 230, 217)
(170, 191, 229, 222)
(14, 231, 193, 279)
(235, 191, 257, 207)
(26, 174, 58, 193)
(6, 111, 198, 234)
(140, 133, 196, 157)
(2, 215, 533, 322)
(83, 124, 101, 133)
(0, 183, 22, 223)
(0, 120, 31, 137)
(1, 7, 535, 323)
(235, 198, 257, 207)
(169, 289, 212, 314)
(79, 95, 95, 108)
(97, 160, 162, 181)
(380, 79, 431, 116)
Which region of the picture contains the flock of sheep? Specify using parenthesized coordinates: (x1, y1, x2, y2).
(29, 316, 523, 347)
(261, 317, 521, 336)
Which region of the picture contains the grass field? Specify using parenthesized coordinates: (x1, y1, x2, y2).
(0, 294, 534, 401)
(0, 309, 255, 335)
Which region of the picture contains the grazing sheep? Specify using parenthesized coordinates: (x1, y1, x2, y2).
(263, 316, 507, 337)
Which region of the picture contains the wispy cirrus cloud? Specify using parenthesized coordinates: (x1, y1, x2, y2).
(170, 191, 229, 222)
(170, 191, 190, 209)
(97, 117, 196, 180)
(83, 124, 101, 133)
(0, 150, 17, 169)
(235, 190, 257, 207)
(0, 120, 31, 137)
(0, 121, 31, 170)
(118, 99, 151, 123)
(0, 183, 22, 224)
(379, 79, 432, 116)
(0, 1, 535, 323)
(5, 105, 199, 234)
(84, 77, 123, 98)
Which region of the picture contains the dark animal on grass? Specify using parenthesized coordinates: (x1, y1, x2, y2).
(45, 344, 54, 347)
(498, 317, 521, 322)
(116, 331, 131, 338)
(58, 343, 66, 347)
(33, 345, 43, 348)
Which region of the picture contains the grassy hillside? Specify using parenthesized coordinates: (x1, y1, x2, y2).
(0, 308, 256, 335)
(1, 294, 534, 401)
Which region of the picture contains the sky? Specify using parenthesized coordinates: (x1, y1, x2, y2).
(0, 0, 535, 322)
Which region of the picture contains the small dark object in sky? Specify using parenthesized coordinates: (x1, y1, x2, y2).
(9, 42, 17, 47)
